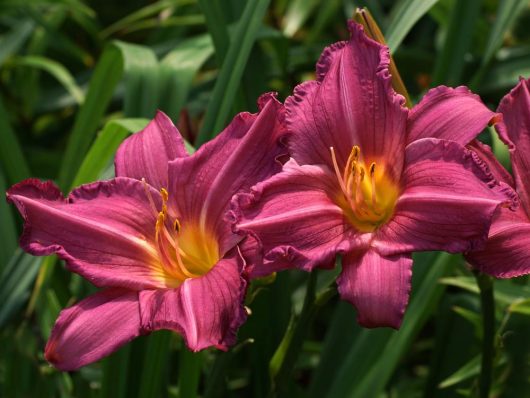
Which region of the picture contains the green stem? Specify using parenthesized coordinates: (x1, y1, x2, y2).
(476, 273, 495, 398)
(269, 272, 336, 396)
(178, 349, 203, 398)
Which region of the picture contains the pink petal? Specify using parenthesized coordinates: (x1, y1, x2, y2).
(139, 251, 247, 351)
(466, 207, 530, 278)
(467, 139, 514, 186)
(337, 249, 412, 329)
(375, 138, 515, 255)
(407, 86, 498, 145)
(168, 93, 285, 255)
(7, 178, 164, 290)
(285, 21, 407, 180)
(497, 78, 530, 215)
(115, 111, 188, 190)
(45, 289, 141, 371)
(234, 159, 367, 275)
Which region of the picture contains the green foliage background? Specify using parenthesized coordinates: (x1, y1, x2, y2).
(1, 0, 530, 397)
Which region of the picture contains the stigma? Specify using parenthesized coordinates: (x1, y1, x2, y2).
(330, 146, 398, 232)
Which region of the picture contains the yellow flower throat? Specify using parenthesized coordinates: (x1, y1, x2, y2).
(143, 180, 219, 287)
(330, 145, 399, 232)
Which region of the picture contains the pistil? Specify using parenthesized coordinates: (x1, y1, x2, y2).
(329, 146, 398, 232)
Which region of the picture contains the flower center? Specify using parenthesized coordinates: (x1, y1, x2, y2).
(330, 146, 399, 232)
(144, 181, 219, 287)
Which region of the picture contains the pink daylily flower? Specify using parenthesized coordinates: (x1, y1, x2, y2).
(466, 78, 530, 277)
(233, 22, 515, 329)
(7, 93, 285, 371)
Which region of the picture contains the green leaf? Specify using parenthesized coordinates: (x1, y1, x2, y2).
(489, 125, 511, 171)
(0, 169, 16, 270)
(0, 95, 31, 184)
(478, 47, 530, 94)
(57, 44, 123, 189)
(482, 0, 528, 67)
(100, 0, 184, 38)
(178, 350, 203, 398)
(438, 355, 481, 389)
(385, 0, 441, 52)
(11, 55, 85, 104)
(100, 345, 132, 398)
(327, 253, 459, 397)
(282, 0, 320, 37)
(452, 305, 481, 332)
(471, 0, 529, 88)
(196, 0, 271, 145)
(58, 41, 158, 190)
(0, 20, 34, 65)
(137, 331, 172, 398)
(198, 0, 230, 62)
(158, 34, 214, 120)
(0, 250, 43, 327)
(70, 118, 149, 189)
(508, 298, 530, 315)
(113, 41, 159, 118)
(439, 276, 530, 305)
(432, 0, 482, 86)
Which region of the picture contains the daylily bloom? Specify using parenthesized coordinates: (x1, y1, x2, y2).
(7, 93, 285, 371)
(233, 22, 514, 329)
(466, 78, 530, 277)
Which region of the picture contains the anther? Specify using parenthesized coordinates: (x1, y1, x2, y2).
(352, 145, 360, 160)
(160, 188, 169, 202)
(360, 167, 365, 181)
(174, 218, 181, 233)
(369, 162, 376, 177)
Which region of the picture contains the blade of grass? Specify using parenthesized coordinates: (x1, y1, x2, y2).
(137, 331, 172, 398)
(57, 44, 123, 189)
(58, 42, 158, 189)
(197, 0, 230, 62)
(0, 250, 43, 327)
(385, 0, 441, 52)
(178, 350, 203, 398)
(0, 96, 31, 184)
(11, 55, 85, 104)
(113, 42, 159, 118)
(471, 0, 529, 88)
(0, 20, 34, 65)
(327, 253, 459, 397)
(100, 0, 185, 38)
(196, 0, 271, 145)
(100, 345, 132, 398)
(158, 33, 214, 120)
(431, 0, 481, 86)
(282, 0, 320, 37)
(0, 168, 16, 265)
(71, 118, 149, 188)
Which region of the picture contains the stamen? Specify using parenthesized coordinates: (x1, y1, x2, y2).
(160, 188, 169, 202)
(343, 145, 360, 181)
(370, 163, 377, 207)
(330, 147, 349, 196)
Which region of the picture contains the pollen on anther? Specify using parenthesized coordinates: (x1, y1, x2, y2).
(160, 188, 169, 202)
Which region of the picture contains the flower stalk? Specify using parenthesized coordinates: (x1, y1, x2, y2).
(269, 272, 336, 396)
(475, 272, 495, 398)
